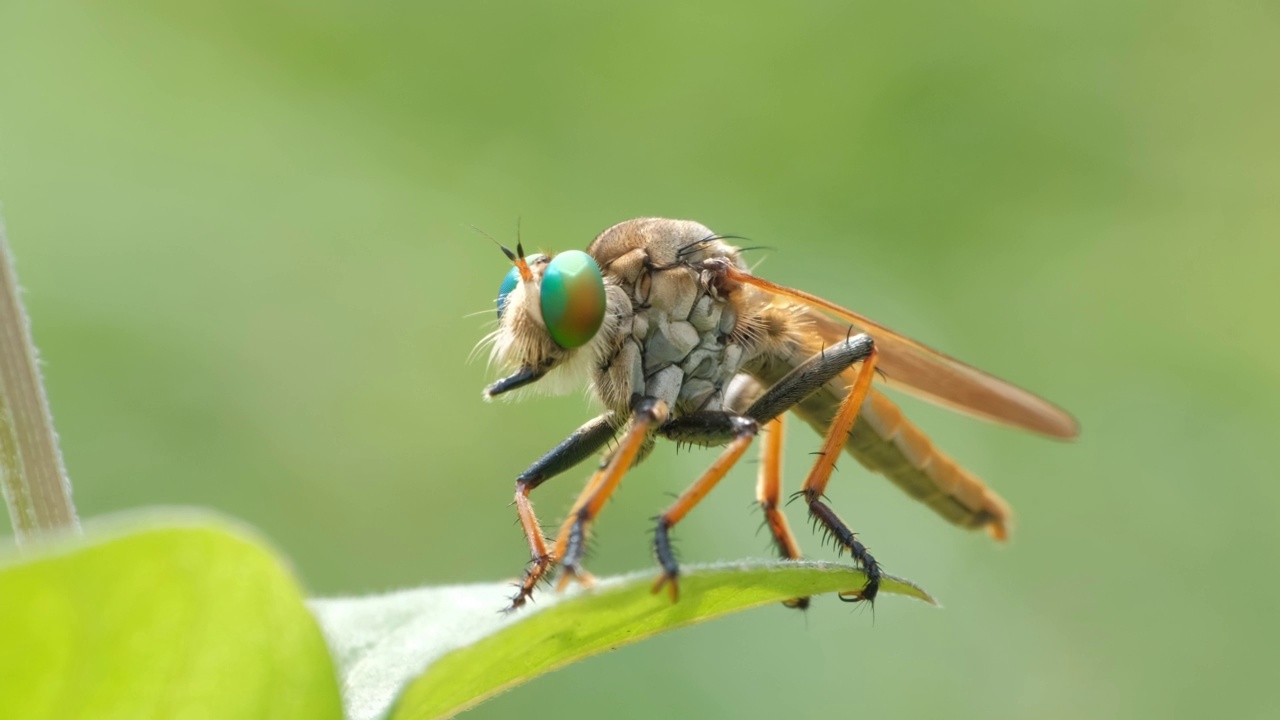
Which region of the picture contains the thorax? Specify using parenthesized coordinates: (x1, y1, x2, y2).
(586, 219, 759, 417)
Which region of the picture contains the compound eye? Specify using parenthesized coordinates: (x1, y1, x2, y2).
(496, 266, 521, 319)
(539, 250, 605, 349)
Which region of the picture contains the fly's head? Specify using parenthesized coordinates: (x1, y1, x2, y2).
(481, 241, 611, 400)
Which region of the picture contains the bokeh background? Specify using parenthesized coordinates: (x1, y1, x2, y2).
(2, 2, 1277, 718)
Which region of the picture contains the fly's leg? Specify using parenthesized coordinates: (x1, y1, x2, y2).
(650, 411, 760, 601)
(799, 342, 881, 602)
(727, 376, 808, 609)
(757, 415, 809, 609)
(508, 412, 618, 611)
(746, 334, 883, 603)
(551, 397, 669, 591)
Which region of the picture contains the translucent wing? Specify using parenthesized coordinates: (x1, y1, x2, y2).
(726, 266, 1080, 439)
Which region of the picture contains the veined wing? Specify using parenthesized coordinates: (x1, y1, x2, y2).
(726, 266, 1080, 439)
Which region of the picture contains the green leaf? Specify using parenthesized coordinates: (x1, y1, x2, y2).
(313, 560, 935, 720)
(0, 514, 343, 720)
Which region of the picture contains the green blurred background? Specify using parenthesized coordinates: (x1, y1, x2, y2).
(2, 1, 1276, 718)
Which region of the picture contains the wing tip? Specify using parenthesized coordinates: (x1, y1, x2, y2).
(1037, 410, 1081, 441)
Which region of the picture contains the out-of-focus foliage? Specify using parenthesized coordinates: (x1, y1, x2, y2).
(1, 1, 1275, 718)
(0, 516, 919, 720)
(0, 517, 342, 720)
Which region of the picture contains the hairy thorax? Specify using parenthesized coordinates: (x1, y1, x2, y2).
(586, 218, 771, 417)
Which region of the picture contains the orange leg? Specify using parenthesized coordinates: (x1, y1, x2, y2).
(509, 462, 608, 608)
(514, 486, 549, 568)
(508, 414, 618, 611)
(799, 345, 883, 602)
(756, 416, 809, 609)
(651, 415, 759, 601)
(757, 416, 802, 559)
(549, 398, 669, 591)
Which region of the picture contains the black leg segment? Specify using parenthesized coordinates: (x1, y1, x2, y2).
(516, 412, 619, 492)
(745, 334, 875, 424)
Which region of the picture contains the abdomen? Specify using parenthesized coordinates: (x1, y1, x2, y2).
(740, 345, 1012, 540)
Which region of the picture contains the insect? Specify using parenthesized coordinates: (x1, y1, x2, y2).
(480, 218, 1078, 611)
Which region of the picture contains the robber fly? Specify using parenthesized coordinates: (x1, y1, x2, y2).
(480, 218, 1078, 611)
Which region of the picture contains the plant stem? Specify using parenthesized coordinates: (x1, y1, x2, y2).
(0, 214, 79, 543)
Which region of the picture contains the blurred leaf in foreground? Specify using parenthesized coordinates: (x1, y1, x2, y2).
(0, 514, 343, 720)
(0, 513, 934, 720)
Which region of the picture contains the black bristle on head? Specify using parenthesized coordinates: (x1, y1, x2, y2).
(676, 233, 753, 259)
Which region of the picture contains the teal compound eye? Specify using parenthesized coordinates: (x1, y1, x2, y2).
(539, 250, 605, 349)
(496, 266, 521, 319)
